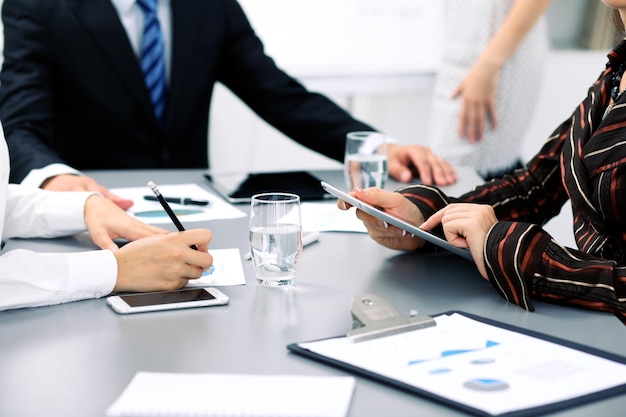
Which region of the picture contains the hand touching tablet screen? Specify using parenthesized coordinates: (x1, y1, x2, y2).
(321, 181, 472, 260)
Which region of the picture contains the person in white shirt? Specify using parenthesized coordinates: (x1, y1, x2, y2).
(0, 127, 213, 311)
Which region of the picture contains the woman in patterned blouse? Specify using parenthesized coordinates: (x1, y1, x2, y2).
(339, 1, 626, 323)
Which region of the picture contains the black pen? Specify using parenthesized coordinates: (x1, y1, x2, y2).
(143, 195, 210, 206)
(147, 181, 198, 250)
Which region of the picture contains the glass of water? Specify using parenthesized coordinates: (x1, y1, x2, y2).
(344, 131, 388, 191)
(249, 193, 302, 287)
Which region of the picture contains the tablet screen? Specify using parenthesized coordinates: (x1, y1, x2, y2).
(204, 171, 332, 203)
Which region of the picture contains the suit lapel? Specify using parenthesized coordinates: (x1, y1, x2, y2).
(71, 0, 155, 121)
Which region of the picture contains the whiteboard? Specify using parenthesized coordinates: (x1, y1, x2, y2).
(237, 0, 443, 77)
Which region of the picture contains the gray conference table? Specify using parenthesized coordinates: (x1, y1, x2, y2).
(1, 169, 625, 417)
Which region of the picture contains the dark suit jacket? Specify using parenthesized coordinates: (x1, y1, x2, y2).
(0, 0, 373, 182)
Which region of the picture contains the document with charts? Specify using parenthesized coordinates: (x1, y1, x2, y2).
(289, 312, 626, 417)
(111, 183, 246, 224)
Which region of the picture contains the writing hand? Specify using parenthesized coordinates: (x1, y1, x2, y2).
(112, 229, 214, 292)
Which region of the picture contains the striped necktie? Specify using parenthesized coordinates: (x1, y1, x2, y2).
(136, 0, 166, 127)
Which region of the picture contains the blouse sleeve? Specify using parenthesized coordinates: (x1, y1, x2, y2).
(455, 116, 571, 226)
(396, 111, 573, 227)
(484, 221, 626, 321)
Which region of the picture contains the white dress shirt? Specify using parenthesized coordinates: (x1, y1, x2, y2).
(21, 0, 172, 188)
(0, 125, 117, 311)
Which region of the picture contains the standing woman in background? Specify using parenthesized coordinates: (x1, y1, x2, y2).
(429, 0, 552, 180)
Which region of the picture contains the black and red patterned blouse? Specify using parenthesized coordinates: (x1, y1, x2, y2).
(399, 41, 626, 323)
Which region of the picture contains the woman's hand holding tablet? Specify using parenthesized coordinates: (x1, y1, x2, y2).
(321, 181, 473, 260)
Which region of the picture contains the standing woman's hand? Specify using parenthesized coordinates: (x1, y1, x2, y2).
(452, 0, 553, 143)
(452, 60, 500, 143)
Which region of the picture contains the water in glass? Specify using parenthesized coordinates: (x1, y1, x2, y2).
(249, 223, 302, 286)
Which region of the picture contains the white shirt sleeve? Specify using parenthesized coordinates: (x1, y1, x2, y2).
(19, 163, 83, 188)
(3, 184, 93, 239)
(0, 185, 117, 311)
(0, 249, 117, 311)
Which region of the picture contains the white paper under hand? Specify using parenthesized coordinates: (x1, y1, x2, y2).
(186, 248, 246, 287)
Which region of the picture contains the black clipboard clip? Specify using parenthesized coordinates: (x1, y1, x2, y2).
(347, 294, 436, 343)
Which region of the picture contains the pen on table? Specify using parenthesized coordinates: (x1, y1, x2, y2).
(147, 181, 198, 250)
(143, 195, 210, 206)
(243, 231, 320, 260)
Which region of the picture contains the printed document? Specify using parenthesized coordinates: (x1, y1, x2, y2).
(298, 313, 626, 416)
(111, 183, 245, 224)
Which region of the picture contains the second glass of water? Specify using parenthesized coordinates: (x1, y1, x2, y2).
(344, 131, 388, 191)
(249, 193, 302, 287)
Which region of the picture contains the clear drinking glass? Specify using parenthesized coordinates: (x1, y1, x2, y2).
(249, 193, 302, 286)
(344, 131, 388, 191)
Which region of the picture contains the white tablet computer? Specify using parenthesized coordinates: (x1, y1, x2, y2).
(321, 181, 473, 260)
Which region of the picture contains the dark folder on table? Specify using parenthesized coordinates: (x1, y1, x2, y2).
(204, 170, 332, 203)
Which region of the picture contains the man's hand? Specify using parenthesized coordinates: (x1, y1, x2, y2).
(387, 143, 457, 186)
(42, 174, 134, 210)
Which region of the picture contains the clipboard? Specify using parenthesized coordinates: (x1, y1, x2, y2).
(287, 294, 626, 417)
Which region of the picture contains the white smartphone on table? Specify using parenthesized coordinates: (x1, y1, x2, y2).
(320, 181, 473, 261)
(106, 287, 230, 314)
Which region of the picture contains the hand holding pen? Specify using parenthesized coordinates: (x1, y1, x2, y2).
(147, 181, 199, 250)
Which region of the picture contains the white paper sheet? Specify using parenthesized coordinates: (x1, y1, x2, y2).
(106, 373, 355, 417)
(111, 183, 245, 224)
(187, 248, 246, 287)
(301, 202, 366, 233)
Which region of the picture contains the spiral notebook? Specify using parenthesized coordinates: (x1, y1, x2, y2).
(106, 373, 355, 417)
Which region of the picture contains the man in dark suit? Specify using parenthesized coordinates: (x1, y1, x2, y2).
(0, 0, 456, 209)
